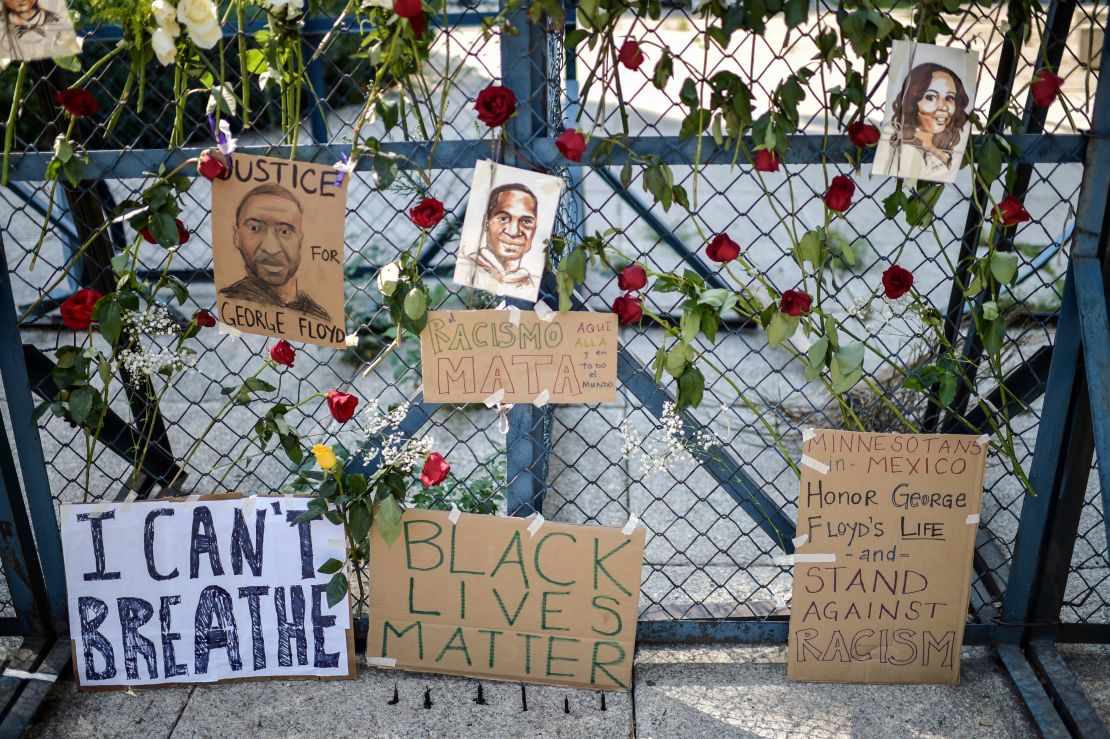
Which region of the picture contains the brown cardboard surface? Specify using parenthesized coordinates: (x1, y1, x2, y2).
(787, 430, 988, 685)
(419, 310, 617, 404)
(367, 509, 645, 690)
(212, 154, 348, 347)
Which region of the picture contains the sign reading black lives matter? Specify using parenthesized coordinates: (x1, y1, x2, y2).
(212, 153, 349, 348)
(61, 496, 354, 689)
(787, 430, 987, 685)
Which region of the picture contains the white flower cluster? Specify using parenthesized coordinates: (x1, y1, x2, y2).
(118, 346, 195, 379)
(150, 0, 180, 66)
(619, 402, 715, 479)
(262, 0, 307, 19)
(122, 305, 180, 337)
(358, 400, 432, 472)
(178, 0, 221, 50)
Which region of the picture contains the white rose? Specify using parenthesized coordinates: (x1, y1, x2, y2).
(176, 0, 221, 49)
(151, 27, 178, 65)
(377, 262, 401, 296)
(151, 0, 177, 29)
(362, 0, 392, 7)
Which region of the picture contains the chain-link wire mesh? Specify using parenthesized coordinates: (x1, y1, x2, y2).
(0, 0, 1107, 639)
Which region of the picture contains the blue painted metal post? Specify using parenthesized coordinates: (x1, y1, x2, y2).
(500, 3, 554, 517)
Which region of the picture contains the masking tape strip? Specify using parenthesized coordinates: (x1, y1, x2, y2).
(243, 495, 259, 514)
(484, 388, 506, 408)
(966, 513, 981, 524)
(508, 306, 522, 325)
(774, 595, 789, 610)
(794, 553, 836, 563)
(344, 334, 360, 347)
(533, 389, 551, 407)
(802, 428, 816, 441)
(4, 669, 57, 683)
(123, 490, 138, 503)
(800, 455, 830, 474)
(217, 321, 242, 338)
(527, 513, 544, 537)
(366, 657, 396, 668)
(977, 434, 989, 445)
(534, 300, 557, 322)
(448, 504, 461, 525)
(89, 501, 112, 514)
(185, 494, 201, 502)
(621, 514, 640, 536)
(792, 533, 809, 547)
(773, 555, 795, 566)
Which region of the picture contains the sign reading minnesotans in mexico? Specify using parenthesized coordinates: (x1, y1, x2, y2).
(212, 153, 349, 348)
(368, 509, 646, 690)
(787, 430, 987, 684)
(61, 496, 354, 689)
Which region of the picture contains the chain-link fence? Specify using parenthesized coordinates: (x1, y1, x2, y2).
(1, 0, 1110, 731)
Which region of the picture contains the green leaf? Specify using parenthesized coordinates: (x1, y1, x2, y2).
(375, 495, 403, 546)
(68, 387, 93, 424)
(403, 287, 427, 320)
(982, 300, 999, 321)
(767, 311, 796, 346)
(664, 342, 690, 378)
(325, 572, 349, 607)
(97, 299, 122, 345)
(829, 356, 863, 393)
(318, 557, 344, 575)
(807, 335, 829, 370)
(676, 365, 705, 410)
(680, 309, 700, 343)
(349, 500, 372, 544)
(983, 316, 1006, 354)
(795, 229, 824, 268)
(652, 52, 673, 90)
(784, 0, 809, 28)
(978, 136, 1003, 184)
(837, 341, 865, 371)
(990, 252, 1019, 285)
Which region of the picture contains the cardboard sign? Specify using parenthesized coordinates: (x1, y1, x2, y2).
(0, 0, 81, 61)
(367, 509, 646, 690)
(61, 496, 354, 689)
(452, 160, 565, 303)
(787, 431, 987, 684)
(212, 153, 348, 347)
(419, 310, 617, 404)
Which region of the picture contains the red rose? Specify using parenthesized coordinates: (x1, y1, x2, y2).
(408, 10, 426, 37)
(881, 265, 914, 300)
(824, 175, 855, 213)
(270, 339, 296, 367)
(139, 218, 190, 246)
(409, 197, 445, 229)
(779, 289, 813, 317)
(326, 389, 359, 423)
(474, 85, 516, 128)
(706, 233, 740, 263)
(193, 309, 217, 328)
(994, 194, 1030, 226)
(754, 149, 780, 172)
(847, 121, 880, 147)
(59, 289, 103, 330)
(393, 0, 421, 18)
(617, 264, 647, 291)
(618, 40, 644, 71)
(556, 129, 586, 162)
(611, 294, 643, 325)
(55, 88, 99, 117)
(1031, 69, 1064, 108)
(198, 150, 229, 181)
(420, 452, 450, 487)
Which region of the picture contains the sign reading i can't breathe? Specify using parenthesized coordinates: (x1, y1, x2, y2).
(787, 430, 988, 685)
(60, 496, 354, 689)
(368, 509, 645, 690)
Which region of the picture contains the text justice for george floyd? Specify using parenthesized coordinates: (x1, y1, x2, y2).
(67, 502, 349, 684)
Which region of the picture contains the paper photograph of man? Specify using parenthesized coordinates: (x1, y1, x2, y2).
(453, 160, 564, 303)
(871, 41, 979, 184)
(0, 0, 80, 61)
(212, 153, 349, 348)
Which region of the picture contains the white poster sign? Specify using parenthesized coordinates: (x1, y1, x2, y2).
(61, 496, 354, 689)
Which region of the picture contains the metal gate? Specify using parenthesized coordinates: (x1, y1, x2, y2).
(0, 0, 1109, 735)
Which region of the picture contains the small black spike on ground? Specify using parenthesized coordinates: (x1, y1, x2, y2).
(600, 692, 607, 711)
(474, 682, 487, 705)
(388, 685, 399, 705)
(520, 684, 528, 711)
(423, 687, 433, 709)
(564, 697, 570, 714)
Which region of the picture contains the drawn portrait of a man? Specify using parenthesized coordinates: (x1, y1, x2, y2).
(219, 183, 331, 322)
(872, 41, 978, 184)
(453, 161, 564, 303)
(0, 0, 79, 60)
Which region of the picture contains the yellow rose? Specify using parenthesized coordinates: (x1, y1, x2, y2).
(313, 444, 337, 470)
